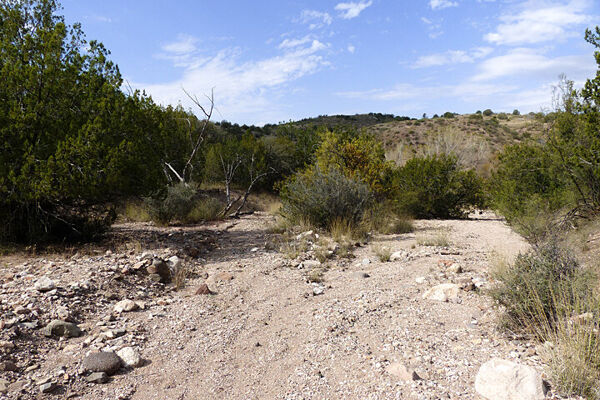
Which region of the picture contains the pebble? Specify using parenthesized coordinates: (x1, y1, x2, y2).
(85, 372, 108, 384)
(34, 277, 56, 292)
(0, 361, 17, 372)
(43, 320, 82, 338)
(386, 362, 421, 381)
(82, 352, 122, 375)
(0, 378, 8, 393)
(39, 382, 55, 393)
(116, 346, 143, 368)
(114, 299, 139, 313)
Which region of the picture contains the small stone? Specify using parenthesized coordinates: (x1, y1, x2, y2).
(116, 347, 142, 368)
(422, 283, 460, 302)
(82, 352, 122, 375)
(361, 258, 371, 265)
(415, 277, 426, 284)
(353, 272, 370, 279)
(195, 284, 214, 295)
(390, 251, 406, 261)
(148, 259, 171, 283)
(475, 358, 545, 400)
(208, 272, 234, 284)
(34, 277, 56, 292)
(85, 372, 108, 384)
(301, 260, 321, 269)
(43, 320, 82, 338)
(386, 362, 421, 381)
(0, 378, 8, 393)
(0, 361, 17, 372)
(447, 264, 463, 273)
(39, 382, 55, 393)
(114, 299, 139, 313)
(167, 255, 182, 270)
(312, 285, 325, 296)
(250, 247, 259, 252)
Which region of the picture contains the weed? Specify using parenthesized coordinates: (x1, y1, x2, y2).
(373, 244, 392, 262)
(416, 231, 450, 247)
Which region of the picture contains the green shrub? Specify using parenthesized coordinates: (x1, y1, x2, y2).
(280, 167, 372, 229)
(185, 197, 224, 223)
(391, 155, 485, 219)
(483, 109, 494, 116)
(489, 143, 573, 236)
(490, 242, 595, 335)
(144, 183, 197, 225)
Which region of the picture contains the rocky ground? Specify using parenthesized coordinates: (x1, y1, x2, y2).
(0, 211, 577, 399)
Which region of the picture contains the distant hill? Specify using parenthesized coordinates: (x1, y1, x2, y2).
(292, 113, 413, 129)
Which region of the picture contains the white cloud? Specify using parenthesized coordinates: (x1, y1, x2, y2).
(137, 40, 329, 123)
(413, 47, 493, 68)
(335, 1, 373, 19)
(348, 44, 356, 53)
(279, 36, 313, 49)
(299, 10, 333, 29)
(162, 34, 199, 55)
(484, 0, 592, 45)
(421, 17, 433, 24)
(429, 0, 459, 10)
(472, 48, 594, 81)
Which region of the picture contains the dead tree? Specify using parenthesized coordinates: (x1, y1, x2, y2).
(164, 88, 214, 185)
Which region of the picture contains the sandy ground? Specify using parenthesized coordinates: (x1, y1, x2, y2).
(2, 212, 547, 400)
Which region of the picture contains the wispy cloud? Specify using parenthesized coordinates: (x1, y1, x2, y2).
(484, 0, 592, 45)
(348, 44, 356, 53)
(335, 1, 373, 19)
(413, 47, 493, 68)
(279, 36, 313, 49)
(298, 9, 333, 30)
(162, 34, 199, 54)
(138, 39, 329, 123)
(421, 16, 444, 38)
(429, 0, 459, 10)
(472, 47, 594, 81)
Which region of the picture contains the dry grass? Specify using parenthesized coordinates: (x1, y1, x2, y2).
(416, 230, 450, 247)
(122, 200, 151, 222)
(372, 244, 392, 262)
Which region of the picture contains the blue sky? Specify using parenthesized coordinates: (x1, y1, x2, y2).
(61, 0, 599, 125)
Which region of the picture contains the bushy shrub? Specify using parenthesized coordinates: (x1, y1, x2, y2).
(483, 109, 494, 116)
(280, 167, 372, 229)
(315, 130, 392, 193)
(489, 143, 573, 237)
(185, 197, 224, 223)
(390, 155, 485, 218)
(144, 183, 197, 225)
(490, 242, 595, 335)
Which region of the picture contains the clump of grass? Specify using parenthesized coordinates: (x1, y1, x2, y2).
(490, 241, 600, 398)
(307, 267, 326, 283)
(122, 200, 151, 222)
(416, 230, 450, 247)
(373, 244, 392, 262)
(184, 197, 224, 223)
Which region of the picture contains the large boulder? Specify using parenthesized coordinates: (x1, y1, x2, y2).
(475, 358, 545, 400)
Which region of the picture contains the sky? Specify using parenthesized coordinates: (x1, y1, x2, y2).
(60, 0, 600, 125)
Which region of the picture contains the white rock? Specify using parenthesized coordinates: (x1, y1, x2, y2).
(296, 231, 314, 241)
(113, 299, 139, 313)
(167, 256, 182, 270)
(386, 362, 421, 381)
(422, 283, 460, 302)
(312, 284, 325, 296)
(116, 346, 143, 368)
(475, 358, 545, 400)
(250, 247, 259, 252)
(390, 251, 406, 261)
(361, 258, 371, 265)
(34, 277, 56, 292)
(415, 277, 426, 284)
(301, 260, 321, 269)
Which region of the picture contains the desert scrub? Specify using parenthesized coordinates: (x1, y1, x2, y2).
(280, 167, 372, 229)
(144, 183, 197, 225)
(184, 197, 224, 223)
(490, 241, 596, 335)
(122, 200, 151, 222)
